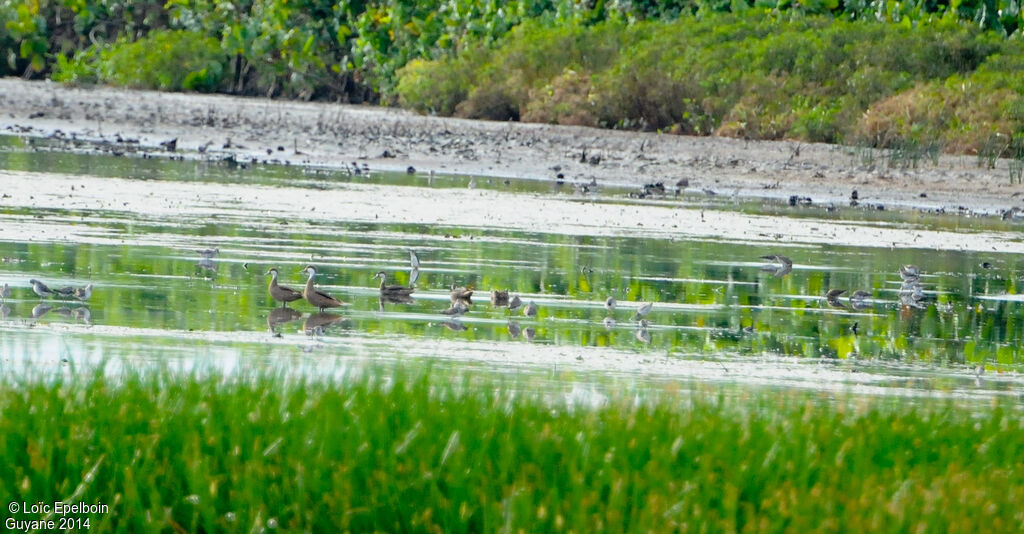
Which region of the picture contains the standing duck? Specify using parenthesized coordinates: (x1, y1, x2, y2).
(301, 266, 347, 312)
(374, 271, 415, 296)
(265, 268, 302, 308)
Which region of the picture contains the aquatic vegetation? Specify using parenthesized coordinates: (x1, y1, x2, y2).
(0, 364, 1021, 531)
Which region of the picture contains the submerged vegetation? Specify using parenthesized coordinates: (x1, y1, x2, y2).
(2, 0, 1024, 152)
(1, 365, 1023, 531)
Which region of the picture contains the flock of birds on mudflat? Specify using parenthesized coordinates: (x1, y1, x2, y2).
(2, 249, 932, 342)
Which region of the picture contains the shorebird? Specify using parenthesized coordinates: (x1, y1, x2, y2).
(508, 295, 523, 311)
(633, 302, 653, 320)
(491, 289, 510, 307)
(761, 255, 793, 277)
(0, 283, 10, 301)
(196, 247, 220, 258)
(72, 283, 93, 301)
(849, 290, 871, 310)
(441, 300, 469, 316)
(28, 279, 53, 298)
(51, 285, 77, 299)
(825, 289, 847, 308)
(301, 266, 346, 312)
(899, 264, 920, 281)
(523, 300, 538, 317)
(604, 296, 616, 312)
(266, 268, 302, 308)
(450, 284, 473, 302)
(374, 271, 415, 296)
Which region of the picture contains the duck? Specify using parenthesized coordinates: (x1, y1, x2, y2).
(374, 271, 415, 296)
(301, 265, 347, 312)
(265, 268, 302, 308)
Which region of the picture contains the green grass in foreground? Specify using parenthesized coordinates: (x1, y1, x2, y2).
(1, 366, 1023, 532)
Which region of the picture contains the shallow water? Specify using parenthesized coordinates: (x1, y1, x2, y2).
(1, 135, 1023, 403)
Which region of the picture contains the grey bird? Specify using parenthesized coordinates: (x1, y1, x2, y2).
(507, 322, 522, 338)
(0, 282, 10, 301)
(849, 290, 872, 310)
(508, 295, 523, 311)
(72, 283, 93, 301)
(633, 301, 653, 320)
(899, 264, 920, 281)
(28, 279, 53, 298)
(761, 254, 793, 277)
(441, 300, 470, 316)
(825, 289, 847, 308)
(523, 300, 538, 317)
(604, 296, 616, 312)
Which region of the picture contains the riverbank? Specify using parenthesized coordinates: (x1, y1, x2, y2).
(2, 78, 1022, 215)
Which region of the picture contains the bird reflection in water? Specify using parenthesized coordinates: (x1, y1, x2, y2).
(507, 321, 522, 338)
(31, 303, 51, 318)
(379, 293, 416, 311)
(267, 307, 303, 335)
(304, 312, 345, 336)
(441, 320, 467, 332)
(0, 302, 10, 319)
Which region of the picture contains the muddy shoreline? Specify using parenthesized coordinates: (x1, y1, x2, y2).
(2, 78, 1022, 215)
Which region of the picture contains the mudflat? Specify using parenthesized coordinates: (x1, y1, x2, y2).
(1, 78, 1021, 214)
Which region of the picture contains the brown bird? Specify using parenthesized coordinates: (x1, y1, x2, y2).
(266, 268, 303, 308)
(450, 283, 473, 302)
(375, 271, 415, 296)
(490, 289, 509, 307)
(301, 266, 346, 312)
(825, 289, 847, 308)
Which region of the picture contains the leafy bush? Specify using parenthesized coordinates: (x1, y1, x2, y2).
(397, 12, 1024, 152)
(53, 30, 227, 91)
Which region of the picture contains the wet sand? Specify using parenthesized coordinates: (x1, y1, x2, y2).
(1, 78, 1022, 214)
